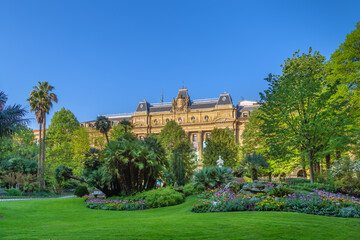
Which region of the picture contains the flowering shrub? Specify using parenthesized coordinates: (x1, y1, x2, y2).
(85, 195, 148, 211)
(192, 187, 360, 218)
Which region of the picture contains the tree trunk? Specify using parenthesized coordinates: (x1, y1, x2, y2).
(41, 115, 46, 189)
(325, 154, 331, 169)
(336, 151, 341, 160)
(105, 132, 109, 143)
(302, 166, 306, 178)
(38, 122, 42, 183)
(268, 172, 272, 182)
(309, 150, 315, 183)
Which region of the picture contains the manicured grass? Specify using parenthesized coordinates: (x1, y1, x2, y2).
(1, 196, 360, 239)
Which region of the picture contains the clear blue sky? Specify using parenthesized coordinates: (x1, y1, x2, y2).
(1, 0, 359, 129)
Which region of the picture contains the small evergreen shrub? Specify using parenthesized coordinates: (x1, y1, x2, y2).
(6, 188, 22, 196)
(140, 187, 185, 208)
(74, 185, 89, 197)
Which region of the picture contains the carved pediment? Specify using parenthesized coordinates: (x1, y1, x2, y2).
(171, 93, 190, 113)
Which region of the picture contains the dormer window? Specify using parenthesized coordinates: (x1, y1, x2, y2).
(243, 113, 248, 118)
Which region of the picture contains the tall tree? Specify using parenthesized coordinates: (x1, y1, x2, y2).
(95, 116, 111, 143)
(203, 128, 239, 168)
(28, 81, 58, 188)
(158, 120, 196, 184)
(259, 49, 353, 183)
(46, 108, 81, 174)
(327, 21, 360, 156)
(0, 91, 28, 138)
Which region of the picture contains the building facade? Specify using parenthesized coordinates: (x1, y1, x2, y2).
(82, 88, 260, 165)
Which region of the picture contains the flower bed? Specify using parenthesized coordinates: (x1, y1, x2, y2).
(84, 195, 148, 211)
(192, 187, 360, 218)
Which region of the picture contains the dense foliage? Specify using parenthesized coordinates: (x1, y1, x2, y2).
(259, 49, 357, 183)
(203, 128, 239, 168)
(193, 166, 233, 190)
(0, 126, 38, 191)
(56, 134, 167, 197)
(46, 107, 83, 174)
(158, 120, 196, 186)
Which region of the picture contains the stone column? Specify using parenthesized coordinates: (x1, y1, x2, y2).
(198, 131, 203, 163)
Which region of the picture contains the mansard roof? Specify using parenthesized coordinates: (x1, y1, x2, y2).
(216, 93, 232, 106)
(136, 100, 150, 112)
(135, 88, 237, 113)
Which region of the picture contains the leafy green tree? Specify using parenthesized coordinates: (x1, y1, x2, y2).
(327, 21, 360, 157)
(241, 109, 267, 155)
(47, 107, 80, 145)
(109, 124, 125, 141)
(328, 21, 360, 110)
(158, 120, 188, 153)
(158, 120, 196, 185)
(203, 128, 239, 168)
(95, 116, 111, 143)
(27, 81, 58, 189)
(0, 91, 28, 138)
(259, 49, 354, 183)
(46, 108, 81, 174)
(169, 151, 185, 186)
(71, 127, 91, 175)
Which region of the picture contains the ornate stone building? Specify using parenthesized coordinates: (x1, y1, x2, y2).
(82, 88, 260, 164)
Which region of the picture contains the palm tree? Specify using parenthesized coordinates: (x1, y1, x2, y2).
(95, 116, 111, 143)
(27, 82, 58, 189)
(120, 120, 132, 133)
(242, 153, 269, 181)
(0, 91, 28, 137)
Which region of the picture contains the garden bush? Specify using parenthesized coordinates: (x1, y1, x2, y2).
(74, 185, 89, 197)
(6, 188, 22, 196)
(109, 187, 185, 209)
(139, 187, 185, 208)
(193, 166, 233, 190)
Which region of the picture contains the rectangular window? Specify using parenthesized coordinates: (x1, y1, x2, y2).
(192, 134, 197, 142)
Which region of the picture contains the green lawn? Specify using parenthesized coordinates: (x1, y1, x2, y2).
(1, 196, 360, 240)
